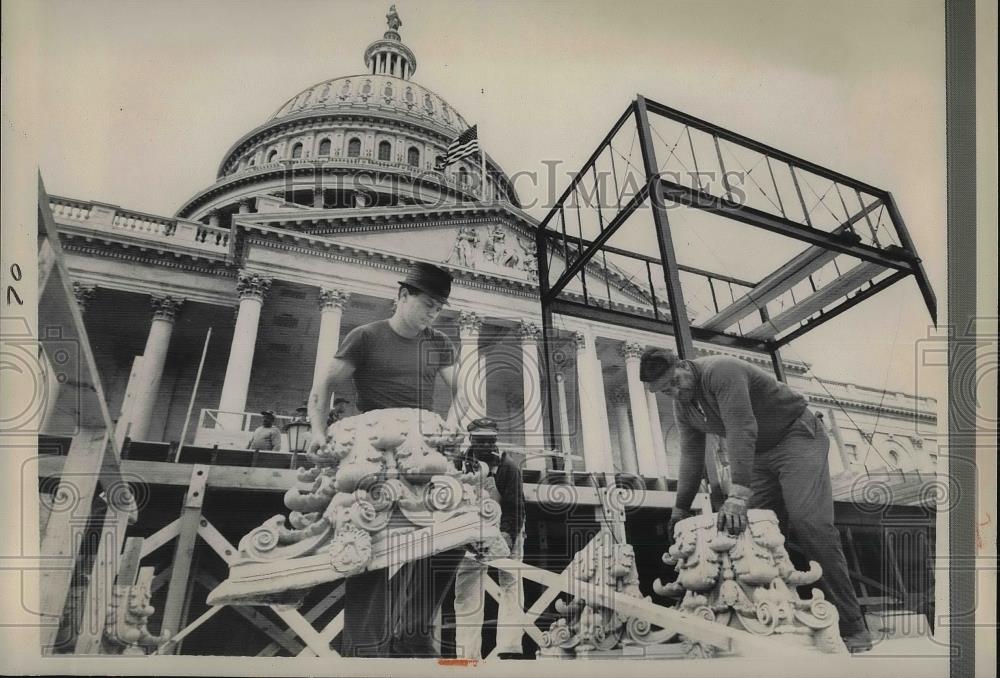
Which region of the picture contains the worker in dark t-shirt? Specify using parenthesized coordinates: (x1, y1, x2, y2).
(307, 261, 465, 658)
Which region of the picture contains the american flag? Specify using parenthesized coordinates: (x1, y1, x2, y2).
(435, 125, 480, 170)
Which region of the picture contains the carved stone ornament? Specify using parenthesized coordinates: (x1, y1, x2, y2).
(236, 271, 272, 301)
(539, 531, 676, 658)
(150, 295, 184, 321)
(318, 288, 350, 311)
(72, 282, 96, 310)
(651, 510, 847, 657)
(104, 569, 170, 655)
(457, 310, 483, 336)
(620, 341, 645, 361)
(445, 224, 537, 280)
(207, 408, 503, 606)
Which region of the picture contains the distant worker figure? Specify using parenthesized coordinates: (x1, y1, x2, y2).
(327, 397, 355, 427)
(639, 349, 873, 653)
(452, 418, 526, 660)
(247, 410, 282, 451)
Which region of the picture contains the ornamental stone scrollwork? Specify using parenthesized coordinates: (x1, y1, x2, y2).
(539, 531, 675, 658)
(517, 320, 541, 343)
(236, 271, 272, 301)
(620, 341, 645, 361)
(318, 288, 351, 311)
(652, 510, 847, 657)
(457, 310, 483, 337)
(207, 408, 503, 606)
(72, 282, 96, 311)
(103, 569, 170, 655)
(150, 295, 184, 322)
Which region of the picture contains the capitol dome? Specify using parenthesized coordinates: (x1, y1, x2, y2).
(176, 5, 519, 223)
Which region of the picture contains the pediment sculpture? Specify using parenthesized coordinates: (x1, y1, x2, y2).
(207, 408, 504, 606)
(445, 224, 538, 280)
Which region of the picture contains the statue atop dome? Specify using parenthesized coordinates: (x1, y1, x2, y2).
(386, 5, 402, 33)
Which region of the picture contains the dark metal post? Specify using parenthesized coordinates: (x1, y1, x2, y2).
(536, 227, 558, 453)
(634, 95, 695, 359)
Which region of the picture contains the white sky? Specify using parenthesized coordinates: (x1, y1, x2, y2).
(32, 0, 947, 399)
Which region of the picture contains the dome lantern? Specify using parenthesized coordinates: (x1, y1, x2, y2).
(363, 5, 417, 80)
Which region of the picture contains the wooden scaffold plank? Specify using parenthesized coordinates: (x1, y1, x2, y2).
(157, 464, 210, 654)
(38, 429, 109, 654)
(73, 503, 131, 654)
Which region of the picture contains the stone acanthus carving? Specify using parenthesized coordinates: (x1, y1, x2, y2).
(207, 408, 504, 606)
(150, 295, 184, 322)
(236, 271, 272, 301)
(457, 310, 482, 337)
(517, 320, 540, 343)
(539, 531, 675, 657)
(318, 288, 351, 311)
(72, 282, 96, 311)
(620, 341, 645, 361)
(652, 510, 847, 657)
(104, 569, 169, 655)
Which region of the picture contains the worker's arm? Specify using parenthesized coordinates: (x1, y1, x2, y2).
(307, 357, 356, 452)
(673, 411, 707, 512)
(271, 428, 283, 452)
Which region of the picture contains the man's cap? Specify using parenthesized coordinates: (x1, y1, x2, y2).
(261, 410, 276, 417)
(467, 417, 499, 437)
(398, 261, 452, 305)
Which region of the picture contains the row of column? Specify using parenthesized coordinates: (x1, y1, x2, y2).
(78, 270, 669, 479)
(371, 52, 409, 79)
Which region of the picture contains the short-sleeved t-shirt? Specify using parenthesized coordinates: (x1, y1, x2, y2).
(334, 319, 456, 412)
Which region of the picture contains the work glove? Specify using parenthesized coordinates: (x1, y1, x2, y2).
(716, 484, 752, 536)
(666, 506, 693, 543)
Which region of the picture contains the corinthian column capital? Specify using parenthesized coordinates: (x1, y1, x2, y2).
(236, 271, 272, 301)
(318, 288, 351, 311)
(72, 282, 96, 311)
(620, 341, 645, 361)
(516, 320, 540, 343)
(150, 295, 184, 322)
(457, 310, 483, 336)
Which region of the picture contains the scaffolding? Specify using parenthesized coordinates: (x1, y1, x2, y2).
(533, 94, 936, 495)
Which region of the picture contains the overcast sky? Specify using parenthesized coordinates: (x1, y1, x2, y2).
(32, 0, 947, 399)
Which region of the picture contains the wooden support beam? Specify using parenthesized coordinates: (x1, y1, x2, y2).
(38, 428, 108, 654)
(73, 504, 130, 654)
(38, 457, 681, 507)
(259, 585, 344, 657)
(140, 519, 180, 559)
(491, 557, 813, 656)
(158, 465, 209, 654)
(115, 537, 145, 588)
(191, 571, 306, 656)
(151, 565, 172, 595)
(272, 607, 337, 657)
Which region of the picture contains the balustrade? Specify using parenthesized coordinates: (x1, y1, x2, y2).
(49, 197, 229, 254)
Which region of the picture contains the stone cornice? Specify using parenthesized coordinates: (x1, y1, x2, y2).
(57, 223, 229, 265)
(806, 392, 937, 423)
(61, 239, 234, 277)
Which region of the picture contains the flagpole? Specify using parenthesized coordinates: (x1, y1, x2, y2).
(480, 137, 487, 203)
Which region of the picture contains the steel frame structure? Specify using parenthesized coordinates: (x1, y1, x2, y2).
(535, 94, 936, 442)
